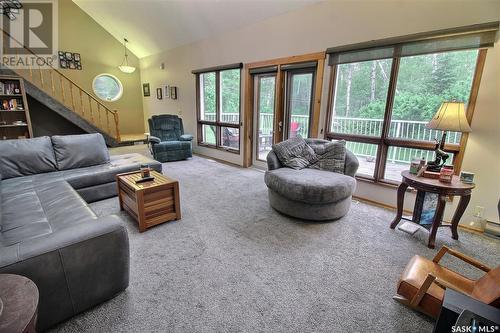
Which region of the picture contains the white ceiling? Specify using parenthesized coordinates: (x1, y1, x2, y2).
(73, 0, 321, 58)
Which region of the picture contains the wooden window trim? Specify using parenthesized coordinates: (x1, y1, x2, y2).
(324, 49, 488, 184)
(195, 66, 242, 154)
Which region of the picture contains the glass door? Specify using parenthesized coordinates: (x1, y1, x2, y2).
(284, 69, 314, 139)
(254, 74, 277, 162)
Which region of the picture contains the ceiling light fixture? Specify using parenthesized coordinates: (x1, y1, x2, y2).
(118, 38, 136, 73)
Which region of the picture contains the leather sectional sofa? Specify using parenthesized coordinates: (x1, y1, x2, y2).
(0, 133, 161, 331)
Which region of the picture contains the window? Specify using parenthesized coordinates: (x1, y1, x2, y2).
(194, 63, 242, 153)
(92, 74, 123, 102)
(325, 22, 497, 184)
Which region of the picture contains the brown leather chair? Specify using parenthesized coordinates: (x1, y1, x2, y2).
(394, 246, 500, 318)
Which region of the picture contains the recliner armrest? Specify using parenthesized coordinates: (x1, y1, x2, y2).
(148, 135, 161, 144)
(179, 134, 193, 141)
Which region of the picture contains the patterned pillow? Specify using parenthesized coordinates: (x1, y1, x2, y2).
(272, 137, 318, 170)
(309, 140, 346, 174)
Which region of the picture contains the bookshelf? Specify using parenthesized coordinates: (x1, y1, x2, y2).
(0, 75, 32, 140)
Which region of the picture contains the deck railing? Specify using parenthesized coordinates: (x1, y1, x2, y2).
(205, 113, 458, 164)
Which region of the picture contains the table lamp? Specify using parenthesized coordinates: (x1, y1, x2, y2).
(425, 101, 471, 172)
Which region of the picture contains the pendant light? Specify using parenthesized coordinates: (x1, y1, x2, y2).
(118, 38, 136, 73)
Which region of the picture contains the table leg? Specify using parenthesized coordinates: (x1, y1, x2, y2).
(428, 195, 447, 249)
(450, 194, 471, 240)
(390, 182, 409, 229)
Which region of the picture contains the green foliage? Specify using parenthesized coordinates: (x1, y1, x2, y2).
(334, 50, 478, 123)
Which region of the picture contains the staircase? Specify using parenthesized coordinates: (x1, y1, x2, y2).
(1, 29, 121, 146)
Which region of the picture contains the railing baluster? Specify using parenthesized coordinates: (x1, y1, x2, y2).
(79, 89, 85, 117)
(50, 70, 55, 96)
(70, 85, 75, 112)
(97, 104, 101, 127)
(88, 95, 94, 123)
(39, 68, 44, 88)
(113, 111, 121, 142)
(60, 76, 65, 103)
(106, 112, 110, 134)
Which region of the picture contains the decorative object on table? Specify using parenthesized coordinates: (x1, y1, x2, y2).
(433, 289, 500, 333)
(394, 246, 500, 319)
(140, 164, 151, 178)
(0, 274, 39, 333)
(460, 171, 475, 184)
(390, 170, 475, 249)
(118, 38, 136, 73)
(426, 101, 472, 172)
(410, 158, 425, 175)
(58, 51, 82, 70)
(439, 165, 454, 183)
(164, 85, 170, 98)
(156, 87, 162, 100)
(422, 170, 440, 179)
(116, 170, 181, 232)
(170, 86, 178, 100)
(142, 83, 150, 97)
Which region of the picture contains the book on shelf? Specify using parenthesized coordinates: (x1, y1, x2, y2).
(0, 82, 21, 95)
(0, 98, 22, 110)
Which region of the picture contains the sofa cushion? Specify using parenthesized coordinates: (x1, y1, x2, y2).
(272, 137, 318, 170)
(264, 168, 356, 204)
(0, 136, 57, 179)
(65, 153, 162, 190)
(52, 134, 110, 170)
(309, 140, 346, 174)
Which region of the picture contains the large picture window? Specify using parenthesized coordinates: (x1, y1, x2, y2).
(194, 63, 242, 153)
(325, 23, 497, 184)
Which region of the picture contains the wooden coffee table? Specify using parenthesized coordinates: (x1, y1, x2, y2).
(116, 170, 181, 232)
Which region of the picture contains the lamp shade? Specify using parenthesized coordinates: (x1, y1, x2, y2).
(426, 101, 471, 132)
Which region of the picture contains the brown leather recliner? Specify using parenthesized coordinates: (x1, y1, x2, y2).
(394, 246, 500, 318)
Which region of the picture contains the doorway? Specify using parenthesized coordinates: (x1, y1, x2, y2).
(246, 53, 325, 167)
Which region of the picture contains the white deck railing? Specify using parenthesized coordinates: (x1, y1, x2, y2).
(202, 113, 459, 164)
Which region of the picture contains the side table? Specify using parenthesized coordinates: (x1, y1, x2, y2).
(0, 274, 39, 333)
(390, 170, 475, 249)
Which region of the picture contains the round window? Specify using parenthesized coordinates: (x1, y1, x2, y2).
(92, 74, 123, 102)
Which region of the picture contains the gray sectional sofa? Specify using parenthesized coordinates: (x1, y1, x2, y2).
(0, 134, 161, 331)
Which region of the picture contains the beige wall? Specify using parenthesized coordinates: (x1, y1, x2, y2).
(59, 0, 144, 135)
(140, 0, 500, 224)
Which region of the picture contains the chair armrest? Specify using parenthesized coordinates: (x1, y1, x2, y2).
(179, 134, 193, 141)
(433, 246, 491, 272)
(267, 150, 282, 170)
(148, 135, 161, 144)
(344, 149, 359, 177)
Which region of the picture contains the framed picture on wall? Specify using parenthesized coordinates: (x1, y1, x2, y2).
(58, 51, 82, 70)
(156, 88, 163, 100)
(170, 86, 177, 100)
(164, 85, 170, 98)
(143, 83, 150, 97)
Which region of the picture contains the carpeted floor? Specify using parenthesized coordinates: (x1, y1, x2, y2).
(50, 155, 499, 333)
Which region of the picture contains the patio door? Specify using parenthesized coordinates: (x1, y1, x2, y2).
(246, 53, 325, 168)
(253, 73, 277, 163)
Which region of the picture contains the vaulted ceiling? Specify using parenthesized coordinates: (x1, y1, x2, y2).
(73, 0, 321, 58)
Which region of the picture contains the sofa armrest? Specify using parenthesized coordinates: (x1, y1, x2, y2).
(0, 215, 130, 331)
(148, 135, 161, 144)
(344, 150, 359, 178)
(179, 134, 193, 141)
(267, 150, 282, 170)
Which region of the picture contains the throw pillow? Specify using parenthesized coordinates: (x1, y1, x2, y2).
(272, 137, 318, 170)
(309, 140, 346, 174)
(51, 133, 110, 170)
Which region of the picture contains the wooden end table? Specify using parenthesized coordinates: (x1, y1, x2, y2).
(390, 170, 475, 249)
(116, 170, 181, 232)
(0, 274, 39, 333)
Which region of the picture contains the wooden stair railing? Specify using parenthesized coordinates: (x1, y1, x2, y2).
(0, 29, 121, 142)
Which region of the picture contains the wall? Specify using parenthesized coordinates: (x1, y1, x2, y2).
(59, 0, 144, 135)
(140, 0, 500, 223)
